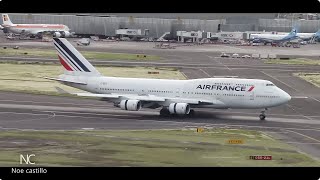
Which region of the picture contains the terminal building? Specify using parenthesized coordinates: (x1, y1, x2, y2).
(2, 13, 320, 41)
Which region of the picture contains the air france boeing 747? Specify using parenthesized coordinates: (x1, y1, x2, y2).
(46, 38, 292, 120)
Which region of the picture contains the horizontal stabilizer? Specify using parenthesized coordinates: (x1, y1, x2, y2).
(44, 77, 87, 85)
(55, 86, 70, 94)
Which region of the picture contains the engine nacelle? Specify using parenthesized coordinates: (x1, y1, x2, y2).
(61, 31, 71, 38)
(120, 100, 142, 111)
(168, 103, 190, 115)
(2, 28, 9, 33)
(53, 32, 61, 38)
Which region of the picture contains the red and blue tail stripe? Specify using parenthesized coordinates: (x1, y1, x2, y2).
(53, 38, 91, 72)
(58, 55, 73, 71)
(54, 43, 81, 71)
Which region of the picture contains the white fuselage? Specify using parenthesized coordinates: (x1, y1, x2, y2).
(3, 24, 70, 35)
(251, 32, 317, 42)
(276, 32, 315, 40)
(61, 75, 291, 109)
(296, 33, 314, 40)
(250, 33, 295, 42)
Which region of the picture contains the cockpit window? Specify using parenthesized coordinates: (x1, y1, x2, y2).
(266, 84, 275, 86)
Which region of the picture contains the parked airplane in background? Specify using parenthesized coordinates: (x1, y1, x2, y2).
(250, 28, 298, 44)
(1, 14, 73, 38)
(293, 29, 320, 41)
(275, 29, 320, 41)
(46, 38, 292, 120)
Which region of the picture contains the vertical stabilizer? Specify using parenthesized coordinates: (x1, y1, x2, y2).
(2, 14, 13, 26)
(53, 38, 101, 76)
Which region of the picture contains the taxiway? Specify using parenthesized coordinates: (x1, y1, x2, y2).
(0, 40, 319, 159)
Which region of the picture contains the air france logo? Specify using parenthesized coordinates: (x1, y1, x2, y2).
(196, 84, 255, 92)
(248, 86, 255, 92)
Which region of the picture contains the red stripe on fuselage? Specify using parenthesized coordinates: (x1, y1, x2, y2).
(58, 55, 73, 71)
(248, 86, 255, 92)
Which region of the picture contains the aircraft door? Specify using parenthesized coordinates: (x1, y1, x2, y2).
(91, 79, 102, 93)
(249, 91, 254, 100)
(175, 88, 181, 97)
(140, 89, 146, 95)
(97, 80, 108, 93)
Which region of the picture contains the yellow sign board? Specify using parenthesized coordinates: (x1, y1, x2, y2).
(196, 128, 204, 133)
(227, 139, 244, 144)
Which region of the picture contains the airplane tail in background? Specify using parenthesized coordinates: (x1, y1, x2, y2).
(53, 38, 101, 76)
(288, 28, 298, 36)
(315, 29, 320, 38)
(2, 14, 13, 26)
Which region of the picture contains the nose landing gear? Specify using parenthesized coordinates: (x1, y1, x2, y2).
(259, 114, 266, 120)
(259, 108, 268, 120)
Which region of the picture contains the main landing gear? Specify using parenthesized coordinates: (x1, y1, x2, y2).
(159, 108, 170, 117)
(259, 108, 268, 120)
(188, 109, 195, 116)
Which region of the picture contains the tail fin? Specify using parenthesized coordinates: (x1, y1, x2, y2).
(2, 14, 13, 26)
(53, 38, 101, 76)
(288, 28, 298, 36)
(315, 29, 320, 38)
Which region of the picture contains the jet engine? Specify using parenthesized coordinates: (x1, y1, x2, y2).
(2, 28, 9, 33)
(168, 103, 190, 115)
(120, 100, 142, 111)
(53, 32, 61, 38)
(61, 31, 71, 38)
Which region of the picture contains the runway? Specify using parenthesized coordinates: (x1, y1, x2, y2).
(0, 91, 320, 158)
(0, 41, 320, 159)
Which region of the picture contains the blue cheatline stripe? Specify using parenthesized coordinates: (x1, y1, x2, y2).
(54, 38, 91, 72)
(54, 43, 81, 71)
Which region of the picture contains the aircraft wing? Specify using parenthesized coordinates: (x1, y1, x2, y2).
(75, 93, 122, 99)
(75, 93, 166, 102)
(164, 97, 214, 104)
(66, 91, 214, 105)
(29, 30, 60, 35)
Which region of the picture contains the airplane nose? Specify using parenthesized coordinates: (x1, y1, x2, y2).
(284, 92, 291, 102)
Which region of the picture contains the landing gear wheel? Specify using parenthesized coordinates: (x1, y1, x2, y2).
(160, 108, 170, 117)
(259, 114, 266, 120)
(187, 109, 195, 117)
(259, 108, 267, 121)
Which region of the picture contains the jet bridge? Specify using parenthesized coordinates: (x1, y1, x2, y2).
(115, 29, 150, 40)
(176, 31, 210, 43)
